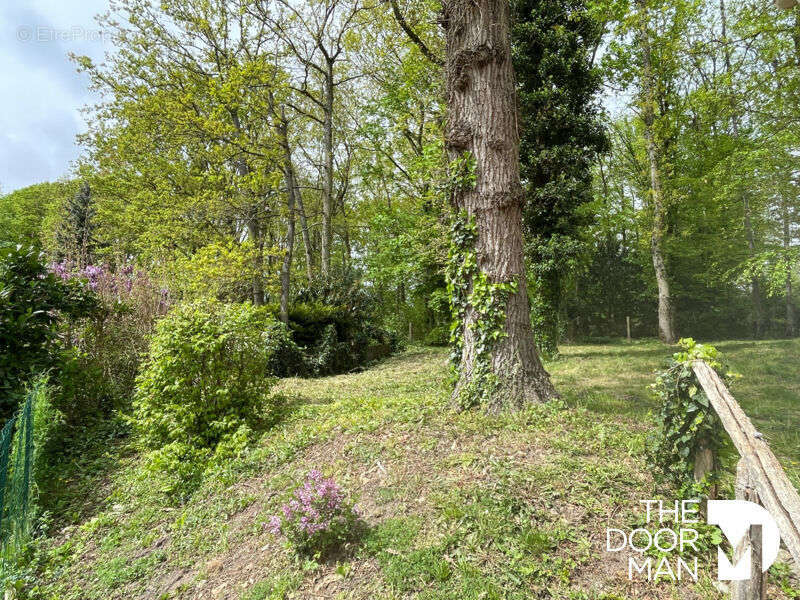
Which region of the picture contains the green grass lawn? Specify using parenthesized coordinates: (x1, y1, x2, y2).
(22, 339, 800, 600)
(552, 338, 800, 487)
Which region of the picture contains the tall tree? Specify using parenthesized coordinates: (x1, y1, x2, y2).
(253, 0, 368, 276)
(56, 182, 96, 267)
(512, 0, 609, 356)
(636, 0, 676, 343)
(441, 0, 557, 409)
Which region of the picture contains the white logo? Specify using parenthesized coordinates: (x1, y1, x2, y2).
(707, 500, 781, 580)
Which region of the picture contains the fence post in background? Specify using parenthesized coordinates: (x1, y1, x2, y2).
(732, 459, 766, 600)
(626, 316, 631, 342)
(408, 321, 412, 342)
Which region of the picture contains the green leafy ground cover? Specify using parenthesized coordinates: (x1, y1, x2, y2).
(23, 340, 800, 599)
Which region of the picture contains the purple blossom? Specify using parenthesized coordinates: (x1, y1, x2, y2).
(268, 470, 357, 552)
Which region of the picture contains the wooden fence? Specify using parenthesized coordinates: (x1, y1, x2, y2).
(692, 360, 800, 600)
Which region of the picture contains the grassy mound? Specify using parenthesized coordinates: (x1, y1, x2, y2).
(26, 341, 800, 599)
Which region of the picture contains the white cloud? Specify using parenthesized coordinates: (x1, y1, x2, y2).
(0, 1, 109, 193)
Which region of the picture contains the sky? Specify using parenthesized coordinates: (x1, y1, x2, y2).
(0, 1, 110, 194)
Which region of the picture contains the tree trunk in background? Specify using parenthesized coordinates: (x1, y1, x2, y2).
(442, 0, 556, 409)
(231, 109, 264, 306)
(321, 61, 334, 276)
(234, 155, 264, 307)
(720, 0, 765, 338)
(278, 107, 298, 325)
(246, 217, 265, 306)
(784, 197, 795, 337)
(744, 194, 765, 337)
(638, 0, 675, 344)
(295, 193, 314, 283)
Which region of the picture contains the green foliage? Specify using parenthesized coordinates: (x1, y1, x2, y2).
(131, 301, 284, 452)
(0, 182, 70, 248)
(287, 274, 401, 375)
(423, 324, 450, 347)
(512, 0, 608, 353)
(647, 339, 733, 495)
(55, 182, 96, 266)
(444, 152, 477, 198)
(0, 245, 97, 418)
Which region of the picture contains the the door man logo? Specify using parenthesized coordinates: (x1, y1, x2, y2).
(605, 499, 781, 582)
(708, 500, 781, 580)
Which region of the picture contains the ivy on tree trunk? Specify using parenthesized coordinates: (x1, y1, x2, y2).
(441, 0, 556, 410)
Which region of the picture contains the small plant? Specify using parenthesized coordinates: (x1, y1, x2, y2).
(647, 338, 735, 496)
(269, 470, 360, 555)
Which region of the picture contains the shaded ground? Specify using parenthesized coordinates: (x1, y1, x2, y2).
(27, 342, 800, 600)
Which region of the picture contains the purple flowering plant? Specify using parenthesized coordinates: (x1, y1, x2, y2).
(269, 470, 360, 554)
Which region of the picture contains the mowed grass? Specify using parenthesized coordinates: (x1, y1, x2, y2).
(552, 338, 800, 487)
(24, 340, 800, 600)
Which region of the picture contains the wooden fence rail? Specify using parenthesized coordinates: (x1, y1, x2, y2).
(691, 360, 800, 599)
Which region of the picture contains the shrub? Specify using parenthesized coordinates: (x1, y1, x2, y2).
(0, 245, 96, 418)
(269, 470, 360, 555)
(423, 325, 449, 347)
(131, 301, 285, 451)
(51, 262, 170, 419)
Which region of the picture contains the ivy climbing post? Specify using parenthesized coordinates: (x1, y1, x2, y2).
(441, 0, 556, 410)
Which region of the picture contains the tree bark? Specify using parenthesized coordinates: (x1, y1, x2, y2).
(231, 110, 264, 306)
(784, 196, 795, 337)
(744, 193, 766, 337)
(278, 107, 298, 325)
(442, 0, 556, 410)
(637, 0, 675, 344)
(720, 0, 765, 338)
(296, 192, 314, 283)
(321, 61, 335, 276)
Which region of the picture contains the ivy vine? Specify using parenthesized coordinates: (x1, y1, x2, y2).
(647, 338, 735, 497)
(445, 211, 517, 409)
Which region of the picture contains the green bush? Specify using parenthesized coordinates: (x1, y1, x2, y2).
(131, 301, 286, 451)
(423, 325, 449, 347)
(0, 245, 96, 418)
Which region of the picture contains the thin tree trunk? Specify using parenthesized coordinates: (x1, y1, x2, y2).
(720, 0, 765, 338)
(744, 194, 765, 337)
(638, 0, 675, 344)
(295, 193, 314, 283)
(231, 110, 264, 306)
(784, 196, 795, 337)
(321, 62, 334, 276)
(278, 108, 298, 325)
(442, 0, 556, 410)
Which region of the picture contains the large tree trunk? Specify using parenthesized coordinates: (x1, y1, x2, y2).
(321, 62, 335, 276)
(278, 108, 298, 325)
(442, 0, 556, 410)
(638, 0, 675, 344)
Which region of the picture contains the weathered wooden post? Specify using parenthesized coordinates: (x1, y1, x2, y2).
(626, 316, 631, 342)
(732, 459, 766, 600)
(693, 437, 717, 499)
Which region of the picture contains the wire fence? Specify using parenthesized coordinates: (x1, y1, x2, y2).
(0, 379, 43, 564)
